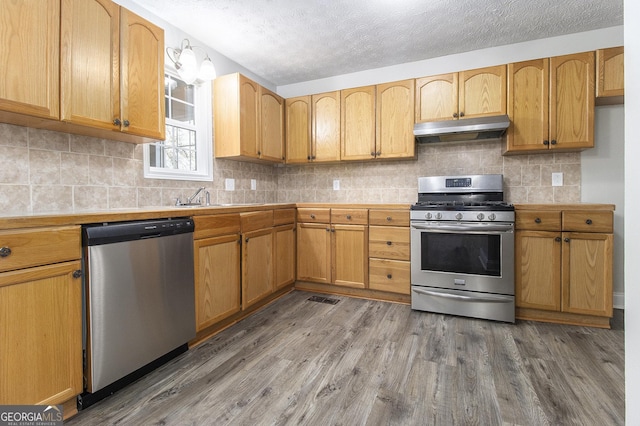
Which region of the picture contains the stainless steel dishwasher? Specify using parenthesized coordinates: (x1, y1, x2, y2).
(79, 218, 195, 409)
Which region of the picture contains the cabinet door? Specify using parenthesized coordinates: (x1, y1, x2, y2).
(194, 234, 241, 331)
(415, 73, 458, 122)
(549, 52, 595, 150)
(0, 0, 60, 119)
(260, 86, 285, 162)
(459, 65, 507, 119)
(376, 80, 415, 159)
(506, 59, 550, 153)
(332, 224, 368, 288)
(120, 8, 165, 139)
(562, 232, 613, 317)
(515, 230, 561, 311)
(239, 75, 260, 157)
(341, 86, 376, 161)
(60, 0, 120, 130)
(312, 91, 341, 162)
(285, 96, 311, 164)
(297, 223, 331, 284)
(597, 47, 624, 99)
(0, 262, 82, 405)
(242, 228, 273, 309)
(274, 224, 296, 289)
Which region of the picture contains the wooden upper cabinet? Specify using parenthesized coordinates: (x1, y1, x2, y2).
(549, 52, 594, 151)
(60, 0, 120, 131)
(459, 65, 507, 119)
(341, 86, 376, 160)
(285, 95, 311, 164)
(260, 86, 285, 162)
(506, 59, 550, 152)
(0, 0, 60, 120)
(596, 46, 624, 103)
(415, 65, 506, 123)
(312, 91, 341, 162)
(120, 8, 165, 140)
(376, 80, 415, 159)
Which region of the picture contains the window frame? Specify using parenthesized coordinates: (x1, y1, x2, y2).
(143, 71, 213, 181)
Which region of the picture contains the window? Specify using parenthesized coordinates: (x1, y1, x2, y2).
(144, 73, 213, 181)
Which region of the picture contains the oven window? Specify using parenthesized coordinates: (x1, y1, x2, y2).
(420, 232, 501, 276)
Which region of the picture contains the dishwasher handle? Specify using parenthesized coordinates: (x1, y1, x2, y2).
(83, 218, 194, 246)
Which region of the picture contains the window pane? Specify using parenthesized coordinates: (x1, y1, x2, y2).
(171, 100, 195, 124)
(171, 80, 194, 103)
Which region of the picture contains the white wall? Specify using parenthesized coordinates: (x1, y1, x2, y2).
(582, 105, 625, 308)
(625, 0, 640, 421)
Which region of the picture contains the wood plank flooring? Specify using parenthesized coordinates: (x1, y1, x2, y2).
(67, 291, 625, 425)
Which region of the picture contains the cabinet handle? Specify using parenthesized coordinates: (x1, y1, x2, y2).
(555, 237, 562, 242)
(386, 216, 392, 222)
(310, 214, 316, 219)
(387, 274, 393, 279)
(123, 119, 130, 127)
(307, 155, 311, 160)
(0, 246, 12, 257)
(331, 228, 335, 233)
(113, 118, 121, 126)
(453, 112, 458, 118)
(346, 215, 352, 220)
(311, 155, 316, 160)
(245, 237, 249, 243)
(543, 140, 550, 146)
(376, 151, 381, 156)
(550, 140, 557, 145)
(459, 112, 465, 117)
(326, 227, 330, 232)
(564, 237, 570, 243)
(371, 151, 376, 157)
(535, 218, 541, 224)
(73, 270, 82, 279)
(586, 219, 593, 225)
(386, 241, 392, 246)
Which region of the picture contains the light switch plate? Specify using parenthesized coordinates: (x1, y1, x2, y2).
(333, 179, 340, 190)
(225, 178, 235, 191)
(251, 179, 257, 190)
(552, 172, 563, 187)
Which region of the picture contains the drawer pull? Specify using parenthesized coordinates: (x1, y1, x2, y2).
(386, 216, 392, 222)
(534, 218, 541, 224)
(0, 247, 11, 257)
(387, 274, 393, 279)
(346, 215, 352, 220)
(586, 219, 593, 225)
(386, 241, 392, 246)
(310, 214, 316, 219)
(73, 270, 82, 279)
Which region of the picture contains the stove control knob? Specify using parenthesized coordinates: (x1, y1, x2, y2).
(455, 213, 463, 221)
(425, 212, 432, 220)
(488, 213, 496, 221)
(435, 212, 442, 220)
(477, 213, 485, 221)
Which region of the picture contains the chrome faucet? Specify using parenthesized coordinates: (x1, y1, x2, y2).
(187, 187, 206, 204)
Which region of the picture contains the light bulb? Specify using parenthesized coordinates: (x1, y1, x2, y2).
(198, 57, 217, 81)
(177, 47, 197, 84)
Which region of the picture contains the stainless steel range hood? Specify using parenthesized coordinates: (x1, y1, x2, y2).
(414, 114, 510, 143)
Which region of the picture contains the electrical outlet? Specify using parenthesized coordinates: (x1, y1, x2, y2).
(552, 172, 563, 187)
(251, 179, 257, 190)
(333, 179, 340, 191)
(225, 178, 235, 191)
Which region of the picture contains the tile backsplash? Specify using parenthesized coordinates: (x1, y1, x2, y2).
(0, 123, 578, 215)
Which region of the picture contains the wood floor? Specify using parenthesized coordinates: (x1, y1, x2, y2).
(67, 291, 625, 425)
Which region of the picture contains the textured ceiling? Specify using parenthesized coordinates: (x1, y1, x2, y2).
(129, 0, 623, 86)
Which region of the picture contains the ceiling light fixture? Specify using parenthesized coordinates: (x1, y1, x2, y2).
(166, 38, 217, 84)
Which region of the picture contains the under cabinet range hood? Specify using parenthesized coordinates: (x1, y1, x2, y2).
(414, 114, 510, 144)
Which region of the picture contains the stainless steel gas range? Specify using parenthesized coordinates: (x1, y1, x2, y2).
(410, 174, 515, 323)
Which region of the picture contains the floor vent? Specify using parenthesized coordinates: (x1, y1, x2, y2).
(307, 295, 340, 305)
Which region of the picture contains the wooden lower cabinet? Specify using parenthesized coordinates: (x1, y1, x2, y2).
(368, 223, 410, 295)
(369, 258, 410, 294)
(515, 231, 562, 311)
(274, 224, 296, 289)
(297, 222, 331, 284)
(242, 227, 274, 308)
(194, 234, 241, 331)
(0, 261, 83, 405)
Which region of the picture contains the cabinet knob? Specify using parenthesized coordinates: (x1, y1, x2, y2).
(245, 237, 249, 243)
(550, 140, 557, 145)
(307, 155, 311, 160)
(310, 214, 315, 219)
(113, 118, 121, 126)
(564, 237, 570, 243)
(535, 218, 541, 224)
(331, 228, 335, 233)
(0, 246, 12, 257)
(386, 241, 392, 246)
(371, 151, 376, 157)
(123, 119, 130, 127)
(73, 270, 82, 279)
(311, 155, 316, 160)
(459, 112, 465, 117)
(586, 219, 593, 225)
(543, 140, 550, 146)
(346, 215, 352, 220)
(453, 112, 458, 118)
(555, 237, 562, 242)
(257, 150, 261, 156)
(376, 151, 381, 156)
(386, 216, 392, 222)
(387, 274, 392, 279)
(326, 227, 330, 232)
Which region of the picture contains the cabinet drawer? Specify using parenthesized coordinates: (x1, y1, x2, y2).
(274, 208, 296, 226)
(515, 211, 561, 231)
(0, 226, 81, 273)
(297, 208, 330, 223)
(369, 209, 409, 226)
(331, 208, 368, 225)
(194, 214, 240, 239)
(369, 226, 410, 260)
(563, 211, 613, 233)
(369, 259, 410, 295)
(241, 210, 274, 233)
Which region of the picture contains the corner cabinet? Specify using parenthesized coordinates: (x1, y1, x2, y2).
(515, 207, 614, 328)
(506, 52, 595, 154)
(415, 65, 507, 122)
(0, 226, 82, 408)
(214, 73, 284, 163)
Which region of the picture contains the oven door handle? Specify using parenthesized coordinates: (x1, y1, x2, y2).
(412, 287, 512, 303)
(410, 223, 513, 233)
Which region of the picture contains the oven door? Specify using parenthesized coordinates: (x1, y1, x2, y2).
(410, 221, 514, 295)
